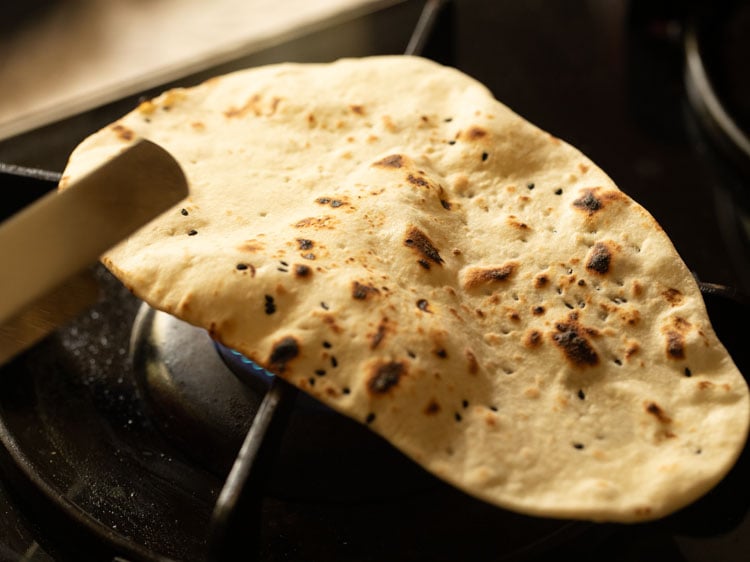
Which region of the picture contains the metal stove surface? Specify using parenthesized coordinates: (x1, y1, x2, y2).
(1, 1, 749, 561)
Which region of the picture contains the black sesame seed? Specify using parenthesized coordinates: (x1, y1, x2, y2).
(527, 183, 535, 190)
(280, 261, 289, 266)
(314, 369, 326, 376)
(573, 442, 585, 450)
(462, 400, 469, 409)
(264, 295, 276, 315)
(342, 387, 351, 394)
(188, 229, 198, 236)
(577, 389, 585, 400)
(331, 356, 338, 368)
(454, 412, 462, 422)
(308, 377, 316, 386)
(444, 117, 453, 122)
(365, 413, 376, 424)
(180, 208, 189, 216)
(489, 406, 498, 412)
(481, 152, 489, 161)
(684, 367, 692, 377)
(407, 350, 416, 358)
(236, 263, 248, 270)
(322, 341, 332, 348)
(277, 268, 288, 272)
(614, 358, 622, 366)
(554, 188, 563, 195)
(448, 140, 456, 145)
(321, 302, 329, 310)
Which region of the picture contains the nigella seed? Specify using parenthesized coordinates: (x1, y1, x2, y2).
(188, 229, 198, 236)
(573, 442, 585, 450)
(448, 140, 456, 145)
(462, 400, 469, 409)
(236, 263, 248, 270)
(614, 358, 622, 366)
(180, 208, 189, 216)
(365, 413, 376, 424)
(554, 188, 563, 195)
(331, 356, 338, 368)
(684, 367, 692, 377)
(454, 412, 462, 422)
(444, 117, 453, 122)
(527, 183, 535, 190)
(577, 389, 585, 400)
(342, 387, 351, 395)
(264, 295, 276, 315)
(320, 302, 330, 310)
(314, 369, 326, 377)
(308, 377, 316, 386)
(322, 341, 332, 349)
(280, 261, 289, 266)
(489, 406, 498, 412)
(481, 152, 489, 161)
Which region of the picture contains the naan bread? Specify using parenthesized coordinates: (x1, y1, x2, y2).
(60, 56, 749, 522)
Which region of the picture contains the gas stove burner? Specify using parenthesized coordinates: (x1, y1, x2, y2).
(129, 304, 263, 475)
(130, 302, 435, 502)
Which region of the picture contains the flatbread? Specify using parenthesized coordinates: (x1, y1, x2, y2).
(60, 56, 749, 522)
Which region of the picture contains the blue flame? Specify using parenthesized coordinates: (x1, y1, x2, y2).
(228, 349, 275, 378)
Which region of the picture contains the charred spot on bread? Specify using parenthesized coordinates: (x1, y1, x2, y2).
(373, 154, 404, 168)
(368, 361, 406, 395)
(551, 315, 599, 367)
(462, 263, 517, 290)
(586, 242, 612, 275)
(404, 227, 444, 267)
(267, 336, 299, 374)
(352, 281, 380, 300)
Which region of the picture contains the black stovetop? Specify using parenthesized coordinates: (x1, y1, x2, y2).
(1, 1, 748, 561)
